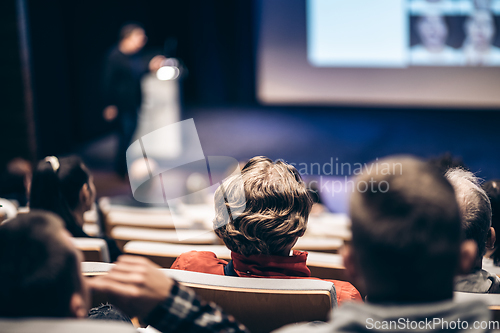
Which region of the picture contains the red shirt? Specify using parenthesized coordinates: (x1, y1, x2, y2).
(171, 250, 362, 305)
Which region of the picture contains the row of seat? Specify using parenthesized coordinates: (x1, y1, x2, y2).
(73, 239, 348, 281)
(82, 262, 500, 333)
(82, 198, 350, 253)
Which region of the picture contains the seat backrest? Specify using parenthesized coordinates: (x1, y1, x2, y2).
(106, 211, 191, 229)
(123, 241, 231, 267)
(293, 236, 343, 253)
(72, 238, 110, 263)
(306, 251, 347, 281)
(81, 262, 114, 276)
(110, 226, 218, 250)
(168, 269, 336, 333)
(454, 291, 500, 321)
(0, 319, 137, 333)
(81, 263, 336, 333)
(123, 240, 349, 281)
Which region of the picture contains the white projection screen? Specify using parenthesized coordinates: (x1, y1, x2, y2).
(257, 0, 500, 108)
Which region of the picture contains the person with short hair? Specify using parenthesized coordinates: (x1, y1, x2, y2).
(102, 23, 165, 177)
(0, 210, 248, 333)
(274, 156, 489, 333)
(171, 156, 362, 305)
(0, 211, 89, 318)
(446, 168, 500, 293)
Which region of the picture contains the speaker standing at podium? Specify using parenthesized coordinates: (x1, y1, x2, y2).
(102, 23, 164, 177)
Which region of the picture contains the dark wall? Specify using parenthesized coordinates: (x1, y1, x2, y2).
(27, 0, 256, 156)
(0, 0, 35, 170)
(19, 0, 500, 179)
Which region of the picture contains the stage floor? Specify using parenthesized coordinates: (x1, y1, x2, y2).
(79, 105, 500, 209)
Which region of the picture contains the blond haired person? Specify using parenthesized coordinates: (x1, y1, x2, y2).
(171, 156, 361, 305)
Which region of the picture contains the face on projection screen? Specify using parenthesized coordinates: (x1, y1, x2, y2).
(257, 0, 500, 108)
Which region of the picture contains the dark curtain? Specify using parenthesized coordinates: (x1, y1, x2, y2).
(27, 0, 256, 156)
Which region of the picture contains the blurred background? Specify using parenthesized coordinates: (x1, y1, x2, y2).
(2, 0, 500, 200)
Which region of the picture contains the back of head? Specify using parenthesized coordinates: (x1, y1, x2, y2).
(0, 158, 32, 206)
(214, 156, 312, 256)
(445, 168, 491, 259)
(350, 156, 461, 303)
(0, 211, 81, 317)
(119, 23, 144, 42)
(29, 156, 90, 237)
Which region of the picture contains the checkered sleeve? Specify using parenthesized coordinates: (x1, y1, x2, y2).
(144, 281, 249, 333)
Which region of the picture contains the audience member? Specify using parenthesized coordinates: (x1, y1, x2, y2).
(445, 168, 500, 293)
(483, 180, 500, 265)
(29, 156, 121, 261)
(0, 157, 32, 207)
(275, 156, 488, 332)
(172, 156, 361, 304)
(0, 211, 248, 333)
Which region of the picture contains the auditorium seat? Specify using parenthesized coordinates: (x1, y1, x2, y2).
(123, 241, 231, 267)
(110, 226, 218, 249)
(482, 258, 500, 277)
(454, 292, 500, 321)
(81, 262, 114, 277)
(307, 251, 348, 281)
(306, 213, 352, 240)
(82, 223, 99, 237)
(105, 210, 191, 232)
(293, 236, 344, 253)
(72, 238, 110, 263)
(98, 197, 171, 215)
(82, 263, 337, 333)
(16, 206, 101, 237)
(122, 240, 349, 282)
(0, 319, 137, 333)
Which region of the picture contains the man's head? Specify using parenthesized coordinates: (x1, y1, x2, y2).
(118, 23, 147, 54)
(445, 168, 493, 263)
(0, 211, 88, 318)
(214, 156, 312, 257)
(344, 156, 472, 303)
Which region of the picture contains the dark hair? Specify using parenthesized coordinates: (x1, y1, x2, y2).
(483, 180, 500, 264)
(118, 23, 144, 42)
(30, 156, 91, 237)
(350, 156, 461, 303)
(0, 211, 82, 317)
(214, 156, 312, 256)
(0, 158, 32, 206)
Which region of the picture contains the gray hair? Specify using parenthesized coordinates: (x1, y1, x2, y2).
(445, 168, 492, 257)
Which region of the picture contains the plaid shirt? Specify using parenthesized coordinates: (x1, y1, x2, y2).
(145, 281, 249, 333)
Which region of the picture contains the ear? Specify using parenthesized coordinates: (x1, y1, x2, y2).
(69, 292, 87, 318)
(79, 184, 91, 207)
(459, 240, 478, 274)
(487, 227, 496, 250)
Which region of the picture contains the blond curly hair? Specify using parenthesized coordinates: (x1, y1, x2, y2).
(213, 156, 312, 256)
